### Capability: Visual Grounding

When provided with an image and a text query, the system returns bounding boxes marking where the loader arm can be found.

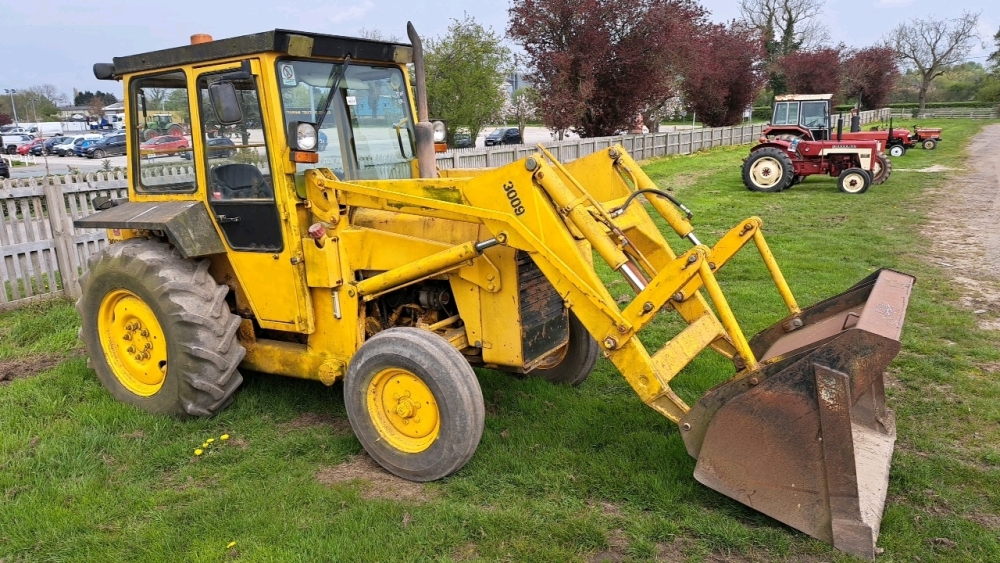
[304,143,914,559]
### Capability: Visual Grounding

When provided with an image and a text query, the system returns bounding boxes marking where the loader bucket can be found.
[680,269,914,560]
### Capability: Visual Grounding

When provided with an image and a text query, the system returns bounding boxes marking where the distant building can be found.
[505,72,534,101]
[57,106,91,120]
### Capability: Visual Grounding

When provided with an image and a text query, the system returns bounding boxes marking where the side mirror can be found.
[208,82,244,125]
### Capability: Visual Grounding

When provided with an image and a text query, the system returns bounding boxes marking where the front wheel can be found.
[888,145,906,158]
[837,168,871,194]
[77,240,245,417]
[344,328,485,482]
[742,147,794,192]
[922,139,937,150]
[870,153,891,185]
[93,149,106,159]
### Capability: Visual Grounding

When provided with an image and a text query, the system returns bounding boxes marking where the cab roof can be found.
[96,29,413,79]
[774,94,833,102]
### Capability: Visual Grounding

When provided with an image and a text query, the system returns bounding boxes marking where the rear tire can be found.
[77,240,244,417]
[742,148,794,192]
[871,153,891,185]
[531,313,599,386]
[922,139,937,150]
[93,149,106,159]
[837,168,871,194]
[888,145,906,158]
[344,328,485,482]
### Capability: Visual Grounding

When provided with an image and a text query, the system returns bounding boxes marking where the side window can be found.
[131,71,195,193]
[198,74,273,201]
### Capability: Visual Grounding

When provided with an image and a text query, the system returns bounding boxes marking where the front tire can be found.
[888,145,906,158]
[77,240,244,417]
[922,139,937,150]
[93,149,106,159]
[344,328,485,482]
[742,148,794,192]
[531,314,599,386]
[871,153,892,185]
[837,168,871,194]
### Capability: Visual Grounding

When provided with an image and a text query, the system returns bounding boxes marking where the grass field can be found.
[2,120,999,562]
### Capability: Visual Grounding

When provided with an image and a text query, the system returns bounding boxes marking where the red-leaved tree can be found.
[776,48,842,99]
[509,0,706,137]
[840,46,900,109]
[680,22,767,127]
[0,114,12,127]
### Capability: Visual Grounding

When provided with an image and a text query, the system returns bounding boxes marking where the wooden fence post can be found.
[42,179,81,299]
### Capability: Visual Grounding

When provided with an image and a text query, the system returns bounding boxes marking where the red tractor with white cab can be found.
[742,94,891,194]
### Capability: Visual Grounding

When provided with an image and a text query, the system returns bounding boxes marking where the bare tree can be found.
[739,0,828,57]
[357,27,402,42]
[888,11,982,112]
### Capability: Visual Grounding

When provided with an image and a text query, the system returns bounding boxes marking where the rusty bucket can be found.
[680,269,914,559]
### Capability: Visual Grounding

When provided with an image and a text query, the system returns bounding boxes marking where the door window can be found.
[801,101,828,129]
[131,70,195,193]
[198,70,282,252]
[772,102,799,126]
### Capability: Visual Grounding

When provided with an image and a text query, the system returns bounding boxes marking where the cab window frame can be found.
[129,68,197,194]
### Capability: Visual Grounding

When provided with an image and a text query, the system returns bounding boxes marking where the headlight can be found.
[432,120,446,143]
[290,121,318,151]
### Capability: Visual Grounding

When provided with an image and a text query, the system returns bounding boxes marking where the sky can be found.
[0,0,995,105]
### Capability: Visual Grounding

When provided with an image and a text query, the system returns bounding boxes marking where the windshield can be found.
[277,60,415,182]
[801,101,827,129]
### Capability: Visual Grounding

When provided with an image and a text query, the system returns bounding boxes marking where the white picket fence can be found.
[0,107,892,312]
[887,108,998,120]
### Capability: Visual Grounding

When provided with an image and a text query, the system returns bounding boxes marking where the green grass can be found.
[2,119,999,562]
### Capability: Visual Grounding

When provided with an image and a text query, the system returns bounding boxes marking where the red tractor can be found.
[742,135,885,194]
[868,122,942,154]
[763,94,909,158]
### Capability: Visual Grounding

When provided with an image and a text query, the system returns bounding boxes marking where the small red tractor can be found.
[869,123,942,154]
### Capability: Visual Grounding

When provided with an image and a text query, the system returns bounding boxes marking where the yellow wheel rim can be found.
[366,368,440,453]
[98,289,168,397]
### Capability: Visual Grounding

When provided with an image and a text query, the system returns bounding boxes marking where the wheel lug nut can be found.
[134,354,143,361]
[126,346,136,354]
[143,343,152,351]
[140,329,149,337]
[122,333,131,341]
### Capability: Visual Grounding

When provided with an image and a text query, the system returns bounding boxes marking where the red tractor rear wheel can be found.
[742,147,794,192]
[871,153,892,185]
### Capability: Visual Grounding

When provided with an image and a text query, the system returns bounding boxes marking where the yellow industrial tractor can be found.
[76,24,914,559]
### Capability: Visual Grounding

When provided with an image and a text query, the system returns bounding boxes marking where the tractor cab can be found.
[767,94,833,140]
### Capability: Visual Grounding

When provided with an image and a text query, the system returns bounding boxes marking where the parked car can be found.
[0,126,30,135]
[452,131,474,149]
[76,138,105,157]
[0,158,9,179]
[31,136,69,156]
[140,135,189,158]
[484,127,522,146]
[17,138,44,155]
[181,137,236,160]
[54,134,102,156]
[85,134,127,158]
[2,134,35,154]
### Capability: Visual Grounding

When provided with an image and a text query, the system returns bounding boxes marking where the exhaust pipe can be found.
[837,114,843,141]
[406,22,437,179]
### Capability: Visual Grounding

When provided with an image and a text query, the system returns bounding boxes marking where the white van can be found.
[52,134,103,157]
[1,134,35,154]
[28,123,65,137]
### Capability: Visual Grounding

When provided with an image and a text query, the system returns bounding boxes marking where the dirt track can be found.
[924,123,1000,329]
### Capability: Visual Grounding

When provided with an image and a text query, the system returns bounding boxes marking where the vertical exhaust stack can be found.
[407,22,437,179]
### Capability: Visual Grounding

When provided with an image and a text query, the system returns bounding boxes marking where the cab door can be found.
[193,60,312,333]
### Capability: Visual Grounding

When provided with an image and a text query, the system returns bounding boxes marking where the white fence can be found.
[887,108,998,120]
[0,108,891,312]
[437,108,890,168]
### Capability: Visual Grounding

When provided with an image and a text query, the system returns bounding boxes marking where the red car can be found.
[17,138,44,156]
[139,135,189,158]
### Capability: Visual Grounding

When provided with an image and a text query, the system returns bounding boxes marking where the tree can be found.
[888,11,982,112]
[776,48,842,98]
[840,46,899,109]
[739,0,828,94]
[0,114,11,127]
[509,0,706,137]
[425,15,512,144]
[74,90,118,107]
[504,87,538,139]
[680,22,768,127]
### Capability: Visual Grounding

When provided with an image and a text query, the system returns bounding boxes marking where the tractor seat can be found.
[210,163,273,199]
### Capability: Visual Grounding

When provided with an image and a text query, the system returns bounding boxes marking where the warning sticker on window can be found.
[279,64,296,86]
[346,95,357,106]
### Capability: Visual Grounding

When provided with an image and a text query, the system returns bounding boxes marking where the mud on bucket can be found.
[680,269,914,560]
